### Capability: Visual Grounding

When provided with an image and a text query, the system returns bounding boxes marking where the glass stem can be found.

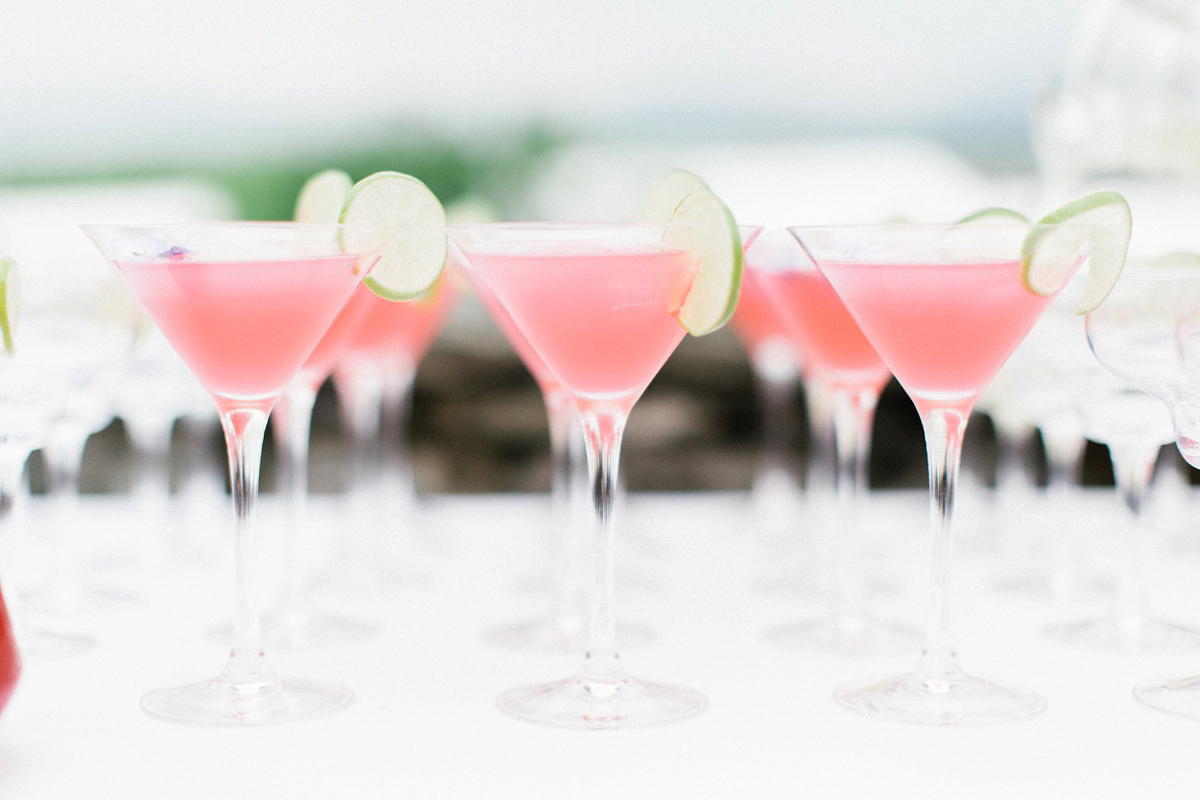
[578,409,626,683]
[44,423,90,613]
[275,382,318,618]
[916,407,968,679]
[759,371,796,485]
[544,390,577,624]
[830,383,879,627]
[0,445,30,630]
[1108,441,1159,634]
[218,407,275,687]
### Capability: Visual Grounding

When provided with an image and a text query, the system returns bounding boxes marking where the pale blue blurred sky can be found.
[0,0,1086,172]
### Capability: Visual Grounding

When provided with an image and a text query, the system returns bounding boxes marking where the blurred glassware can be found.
[326,270,461,593]
[729,249,804,516]
[750,230,915,655]
[1085,265,1200,666]
[17,260,141,619]
[256,281,378,650]
[0,356,92,658]
[1036,0,1200,257]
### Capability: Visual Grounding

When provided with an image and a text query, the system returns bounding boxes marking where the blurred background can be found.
[2,0,1193,494]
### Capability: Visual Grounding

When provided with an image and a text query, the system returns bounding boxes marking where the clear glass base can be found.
[209,611,377,651]
[835,671,1046,725]
[767,616,921,656]
[484,617,654,654]
[141,675,353,726]
[497,673,706,729]
[1044,616,1200,653]
[1134,675,1200,719]
[14,625,95,660]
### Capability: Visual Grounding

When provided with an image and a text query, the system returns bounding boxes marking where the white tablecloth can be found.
[3,489,1200,798]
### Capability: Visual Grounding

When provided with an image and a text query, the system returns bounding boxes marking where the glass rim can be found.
[447,221,763,232]
[79,220,424,234]
[787,221,1058,234]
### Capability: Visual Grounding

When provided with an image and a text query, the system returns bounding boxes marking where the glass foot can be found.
[836,671,1046,725]
[497,673,706,729]
[15,625,95,660]
[767,616,921,656]
[141,675,353,726]
[1135,675,1200,719]
[1044,616,1200,653]
[484,617,654,654]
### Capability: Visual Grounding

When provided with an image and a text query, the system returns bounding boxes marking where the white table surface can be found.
[3,488,1200,799]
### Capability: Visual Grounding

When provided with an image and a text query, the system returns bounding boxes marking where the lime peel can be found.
[639,169,711,224]
[338,171,447,302]
[957,207,1030,224]
[664,190,743,336]
[294,169,353,224]
[1019,190,1132,313]
[0,256,15,355]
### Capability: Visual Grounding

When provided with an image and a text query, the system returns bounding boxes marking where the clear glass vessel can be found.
[790,220,1101,725]
[83,221,419,725]
[450,221,760,729]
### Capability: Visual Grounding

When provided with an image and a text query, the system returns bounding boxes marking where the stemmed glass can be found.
[790,220,1097,724]
[748,230,914,654]
[0,356,92,658]
[1085,264,1200,714]
[450,221,760,728]
[83,221,401,725]
[327,272,460,588]
[728,248,803,522]
[469,260,596,652]
[1053,346,1197,651]
[260,282,377,648]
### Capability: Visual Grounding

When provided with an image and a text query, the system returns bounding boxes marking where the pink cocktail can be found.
[818,259,1054,416]
[84,222,399,726]
[748,233,901,656]
[461,244,690,414]
[791,221,1090,725]
[116,254,361,410]
[451,222,760,729]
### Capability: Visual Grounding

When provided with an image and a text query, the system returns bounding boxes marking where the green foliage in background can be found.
[0,123,563,220]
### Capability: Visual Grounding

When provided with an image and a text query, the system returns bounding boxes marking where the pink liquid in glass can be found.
[757,267,890,390]
[817,259,1055,416]
[470,271,560,395]
[463,244,693,412]
[296,282,378,388]
[340,274,459,373]
[116,254,361,408]
[730,269,792,356]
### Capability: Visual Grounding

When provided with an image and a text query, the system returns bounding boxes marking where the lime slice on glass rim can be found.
[663,190,743,336]
[639,169,711,224]
[338,171,447,301]
[957,207,1030,224]
[1020,190,1132,313]
[294,169,353,224]
[0,256,17,355]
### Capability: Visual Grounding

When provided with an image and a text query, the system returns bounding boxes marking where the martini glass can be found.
[1085,266,1200,715]
[328,272,459,588]
[450,221,760,729]
[259,281,377,648]
[791,220,1095,725]
[728,246,804,514]
[748,230,915,655]
[470,261,594,652]
[82,221,392,725]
